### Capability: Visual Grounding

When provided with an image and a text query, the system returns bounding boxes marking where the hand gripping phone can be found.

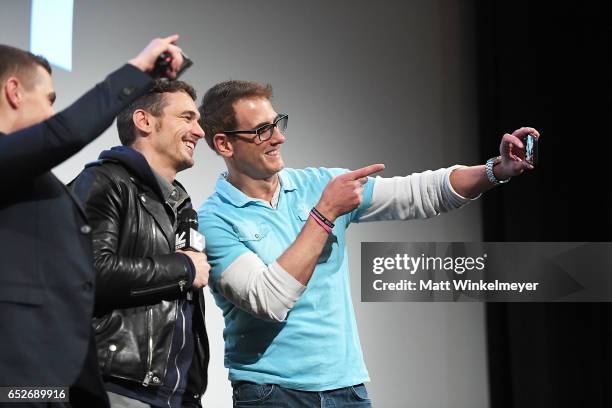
[152,51,193,80]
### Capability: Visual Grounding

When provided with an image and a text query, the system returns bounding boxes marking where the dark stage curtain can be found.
[476,1,612,407]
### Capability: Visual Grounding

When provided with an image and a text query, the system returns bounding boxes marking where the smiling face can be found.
[225,97,286,180]
[149,91,204,173]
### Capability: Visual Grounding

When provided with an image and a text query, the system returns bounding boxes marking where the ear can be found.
[3,77,22,109]
[132,109,154,136]
[214,133,234,158]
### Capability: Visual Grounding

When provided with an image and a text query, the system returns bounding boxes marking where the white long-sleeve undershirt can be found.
[216,165,478,321]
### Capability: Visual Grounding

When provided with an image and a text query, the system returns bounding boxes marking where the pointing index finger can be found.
[346,164,385,180]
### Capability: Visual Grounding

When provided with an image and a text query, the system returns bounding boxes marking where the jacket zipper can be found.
[142,307,155,387]
[167,303,187,407]
[143,204,189,394]
[131,280,187,297]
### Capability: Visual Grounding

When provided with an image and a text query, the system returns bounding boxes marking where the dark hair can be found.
[116,80,197,146]
[199,80,273,151]
[0,44,52,89]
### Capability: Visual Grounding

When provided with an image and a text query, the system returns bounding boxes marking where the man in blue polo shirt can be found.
[197,80,539,407]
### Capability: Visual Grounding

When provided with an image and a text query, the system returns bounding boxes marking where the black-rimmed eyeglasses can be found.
[223,114,288,143]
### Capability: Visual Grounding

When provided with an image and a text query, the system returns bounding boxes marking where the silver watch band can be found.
[485,156,510,185]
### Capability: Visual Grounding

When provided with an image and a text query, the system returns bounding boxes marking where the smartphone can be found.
[175,52,193,78]
[153,51,193,80]
[525,133,538,166]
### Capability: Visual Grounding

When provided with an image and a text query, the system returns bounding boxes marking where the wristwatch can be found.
[485,156,510,185]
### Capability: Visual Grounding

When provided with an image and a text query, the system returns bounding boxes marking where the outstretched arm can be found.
[0,35,183,185]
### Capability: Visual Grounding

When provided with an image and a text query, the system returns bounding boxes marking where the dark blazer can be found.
[0,64,152,389]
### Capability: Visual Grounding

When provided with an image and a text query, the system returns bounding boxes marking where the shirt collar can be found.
[152,169,188,209]
[215,169,296,208]
[278,170,296,192]
[152,170,175,198]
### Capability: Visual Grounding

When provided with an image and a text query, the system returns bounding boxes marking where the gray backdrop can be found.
[1,1,488,406]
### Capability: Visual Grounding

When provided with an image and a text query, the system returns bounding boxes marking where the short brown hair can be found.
[199,80,273,151]
[0,44,52,89]
[116,80,197,146]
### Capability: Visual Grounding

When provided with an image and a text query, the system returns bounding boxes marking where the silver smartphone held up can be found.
[525,133,538,166]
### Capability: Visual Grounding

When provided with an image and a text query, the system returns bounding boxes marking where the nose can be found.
[193,121,205,139]
[270,126,286,144]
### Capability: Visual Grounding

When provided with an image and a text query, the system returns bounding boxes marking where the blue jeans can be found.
[232,381,372,407]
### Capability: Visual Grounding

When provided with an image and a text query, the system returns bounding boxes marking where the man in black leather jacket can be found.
[70,80,210,408]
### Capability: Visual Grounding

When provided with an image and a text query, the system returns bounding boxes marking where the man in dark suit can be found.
[0,35,185,407]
